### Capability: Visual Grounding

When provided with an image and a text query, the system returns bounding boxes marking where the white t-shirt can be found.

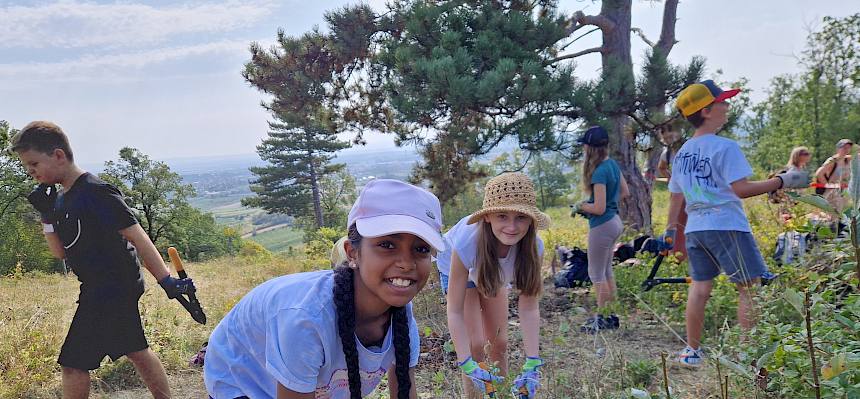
[436,215,544,285]
[668,134,753,233]
[204,270,420,399]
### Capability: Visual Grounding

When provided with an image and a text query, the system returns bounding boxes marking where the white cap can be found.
[347,179,446,251]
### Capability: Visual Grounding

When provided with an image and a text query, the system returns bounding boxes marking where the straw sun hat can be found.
[466,172,551,230]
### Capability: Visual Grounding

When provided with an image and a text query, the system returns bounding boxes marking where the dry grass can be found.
[1,190,793,398]
[1,259,732,399]
[0,255,301,399]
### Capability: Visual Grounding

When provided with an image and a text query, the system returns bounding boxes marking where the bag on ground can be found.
[554,246,591,288]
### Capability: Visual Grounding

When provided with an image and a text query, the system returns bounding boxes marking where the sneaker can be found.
[761,271,778,286]
[581,314,612,334]
[606,314,620,330]
[675,346,705,368]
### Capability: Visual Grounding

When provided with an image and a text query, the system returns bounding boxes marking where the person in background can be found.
[657,120,685,179]
[770,146,812,220]
[665,80,809,368]
[570,126,629,333]
[815,139,852,232]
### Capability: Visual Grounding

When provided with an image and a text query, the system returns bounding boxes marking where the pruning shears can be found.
[641,237,691,292]
[168,247,207,324]
[478,362,497,398]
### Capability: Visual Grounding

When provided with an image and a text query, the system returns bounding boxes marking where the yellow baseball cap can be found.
[676,80,741,117]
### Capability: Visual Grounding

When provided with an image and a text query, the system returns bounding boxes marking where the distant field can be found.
[247,226,304,254]
[189,194,250,212]
[191,198,265,234]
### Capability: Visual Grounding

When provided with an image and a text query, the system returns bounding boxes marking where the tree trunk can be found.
[599,0,651,230]
[536,153,547,209]
[307,149,324,229]
[644,136,663,186]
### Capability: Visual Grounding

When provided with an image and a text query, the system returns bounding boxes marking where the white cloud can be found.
[0,0,275,49]
[0,39,251,82]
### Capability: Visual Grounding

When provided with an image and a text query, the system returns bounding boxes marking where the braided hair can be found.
[332,224,412,399]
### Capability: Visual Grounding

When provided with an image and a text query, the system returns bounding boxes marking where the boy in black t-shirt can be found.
[11,121,195,399]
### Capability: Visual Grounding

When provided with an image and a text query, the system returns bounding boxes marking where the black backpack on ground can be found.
[554,246,591,288]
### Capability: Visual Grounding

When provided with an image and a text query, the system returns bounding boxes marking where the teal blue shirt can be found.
[587,159,621,228]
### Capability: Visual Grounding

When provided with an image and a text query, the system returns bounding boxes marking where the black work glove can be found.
[158,275,196,299]
[27,184,58,223]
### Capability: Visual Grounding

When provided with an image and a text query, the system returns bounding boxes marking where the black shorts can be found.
[58,292,148,370]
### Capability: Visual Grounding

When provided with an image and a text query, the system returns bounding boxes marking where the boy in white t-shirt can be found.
[664,80,809,367]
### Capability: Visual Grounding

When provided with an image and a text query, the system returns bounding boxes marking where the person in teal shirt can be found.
[570,126,629,333]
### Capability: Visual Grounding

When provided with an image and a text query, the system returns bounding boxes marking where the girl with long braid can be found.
[438,172,549,398]
[204,179,445,399]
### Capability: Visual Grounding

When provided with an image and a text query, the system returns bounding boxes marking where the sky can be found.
[0,0,856,166]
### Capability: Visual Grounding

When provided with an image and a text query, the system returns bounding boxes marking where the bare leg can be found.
[62,367,90,399]
[685,280,714,349]
[126,348,171,399]
[736,279,760,330]
[462,289,486,399]
[594,280,616,309]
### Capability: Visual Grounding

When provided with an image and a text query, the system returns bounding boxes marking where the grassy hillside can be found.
[247,226,304,254]
[1,189,857,398]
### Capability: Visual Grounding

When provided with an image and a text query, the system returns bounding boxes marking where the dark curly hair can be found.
[332,224,412,398]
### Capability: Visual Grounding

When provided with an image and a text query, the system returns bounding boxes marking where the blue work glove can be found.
[158,275,196,299]
[458,356,503,391]
[661,229,676,252]
[27,184,58,223]
[512,356,543,398]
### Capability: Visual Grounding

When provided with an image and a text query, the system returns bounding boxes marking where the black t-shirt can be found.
[53,173,144,302]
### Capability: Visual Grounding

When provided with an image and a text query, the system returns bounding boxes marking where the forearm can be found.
[133,237,171,281]
[44,232,65,259]
[388,368,417,399]
[446,308,473,362]
[518,295,540,357]
[579,202,605,216]
[667,193,685,229]
[732,178,782,199]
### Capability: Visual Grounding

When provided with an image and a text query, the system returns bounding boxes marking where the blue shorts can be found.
[685,230,767,283]
[438,271,476,295]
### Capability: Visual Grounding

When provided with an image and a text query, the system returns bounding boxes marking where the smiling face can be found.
[349,233,432,309]
[17,149,66,185]
[484,211,533,247]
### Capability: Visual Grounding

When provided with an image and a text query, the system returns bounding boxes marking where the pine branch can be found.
[631,27,655,47]
[545,46,605,64]
[564,10,615,36]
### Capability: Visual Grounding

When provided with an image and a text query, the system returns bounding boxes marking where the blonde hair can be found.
[786,146,809,169]
[474,218,542,297]
[330,236,349,268]
[582,145,609,194]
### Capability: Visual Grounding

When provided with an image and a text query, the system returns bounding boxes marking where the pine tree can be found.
[242,115,348,229]
[242,24,357,229]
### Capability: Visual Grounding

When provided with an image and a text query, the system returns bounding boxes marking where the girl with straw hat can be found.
[437,172,549,398]
[570,126,630,333]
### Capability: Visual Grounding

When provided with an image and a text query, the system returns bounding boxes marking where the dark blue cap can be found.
[577,126,609,147]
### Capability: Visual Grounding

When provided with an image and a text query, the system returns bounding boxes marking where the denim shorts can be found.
[438,271,477,295]
[685,230,767,283]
